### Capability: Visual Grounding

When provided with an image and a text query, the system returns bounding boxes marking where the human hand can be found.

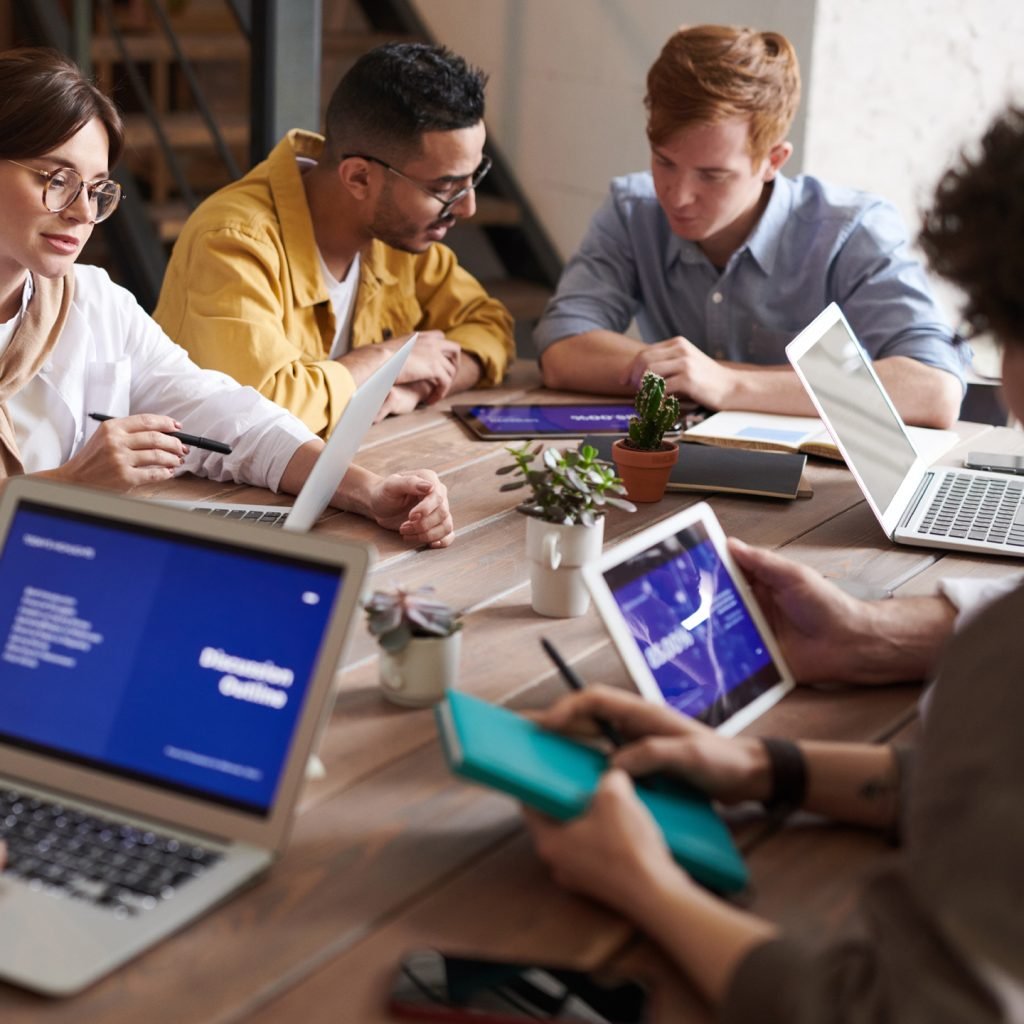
[533,686,770,803]
[368,469,454,547]
[393,330,461,402]
[523,769,687,917]
[623,337,736,408]
[727,537,877,684]
[48,414,187,491]
[374,381,433,422]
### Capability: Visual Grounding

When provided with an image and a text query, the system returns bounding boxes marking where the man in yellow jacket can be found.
[155,43,514,437]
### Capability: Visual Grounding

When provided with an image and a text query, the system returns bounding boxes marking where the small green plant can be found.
[496,443,636,527]
[626,371,680,450]
[364,585,462,653]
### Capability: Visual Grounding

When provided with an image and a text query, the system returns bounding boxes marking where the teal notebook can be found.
[435,690,748,894]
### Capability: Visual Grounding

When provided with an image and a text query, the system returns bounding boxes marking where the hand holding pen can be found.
[50,413,222,491]
[89,413,233,455]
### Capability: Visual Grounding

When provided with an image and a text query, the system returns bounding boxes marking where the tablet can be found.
[584,503,794,735]
[452,403,638,439]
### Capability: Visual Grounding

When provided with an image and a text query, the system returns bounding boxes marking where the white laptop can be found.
[584,503,795,735]
[787,303,1024,557]
[170,335,414,531]
[0,476,372,995]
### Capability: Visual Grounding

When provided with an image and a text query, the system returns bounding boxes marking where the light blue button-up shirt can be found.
[533,172,967,386]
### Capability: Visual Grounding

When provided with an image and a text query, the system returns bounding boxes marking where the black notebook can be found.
[581,435,810,500]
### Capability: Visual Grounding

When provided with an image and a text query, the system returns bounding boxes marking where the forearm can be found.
[714,364,818,415]
[849,594,957,683]
[873,357,962,427]
[448,350,483,394]
[278,440,379,516]
[797,742,902,828]
[539,331,646,393]
[632,869,778,1007]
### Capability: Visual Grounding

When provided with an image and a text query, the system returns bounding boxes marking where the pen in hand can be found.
[540,636,682,795]
[88,413,233,456]
[540,637,625,747]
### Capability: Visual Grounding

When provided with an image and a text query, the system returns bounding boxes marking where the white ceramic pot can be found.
[379,631,462,708]
[525,516,605,618]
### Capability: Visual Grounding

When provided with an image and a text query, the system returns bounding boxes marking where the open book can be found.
[683,411,959,464]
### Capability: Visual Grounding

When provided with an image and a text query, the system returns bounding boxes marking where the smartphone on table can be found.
[964,451,1024,475]
[388,948,650,1023]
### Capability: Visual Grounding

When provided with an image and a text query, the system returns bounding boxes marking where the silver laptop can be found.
[0,477,372,995]
[171,335,414,531]
[787,303,1024,557]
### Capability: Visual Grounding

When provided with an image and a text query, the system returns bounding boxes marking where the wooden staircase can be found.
[47,0,559,349]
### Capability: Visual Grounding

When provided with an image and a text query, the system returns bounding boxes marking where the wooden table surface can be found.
[4,362,1022,1023]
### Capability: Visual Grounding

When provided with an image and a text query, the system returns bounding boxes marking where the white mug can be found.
[525,516,604,617]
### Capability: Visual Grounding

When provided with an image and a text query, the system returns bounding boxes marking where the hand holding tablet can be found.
[583,503,794,734]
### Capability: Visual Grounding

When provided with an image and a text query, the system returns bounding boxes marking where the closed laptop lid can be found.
[0,478,371,851]
[785,303,928,536]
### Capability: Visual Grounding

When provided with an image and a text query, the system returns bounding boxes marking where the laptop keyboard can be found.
[918,472,1024,546]
[188,506,287,527]
[0,789,222,917]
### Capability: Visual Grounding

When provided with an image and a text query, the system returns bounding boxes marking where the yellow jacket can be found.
[154,130,514,436]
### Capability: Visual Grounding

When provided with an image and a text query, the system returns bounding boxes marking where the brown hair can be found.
[919,106,1024,347]
[0,47,124,165]
[645,25,800,163]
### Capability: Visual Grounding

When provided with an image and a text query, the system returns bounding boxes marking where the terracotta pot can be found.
[611,439,679,502]
[379,631,462,707]
[525,516,604,617]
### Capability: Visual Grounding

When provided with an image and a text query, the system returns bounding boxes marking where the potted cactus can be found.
[612,371,681,502]
[497,444,635,616]
[364,585,462,707]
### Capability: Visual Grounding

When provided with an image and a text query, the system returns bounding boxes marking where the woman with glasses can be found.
[0,48,454,548]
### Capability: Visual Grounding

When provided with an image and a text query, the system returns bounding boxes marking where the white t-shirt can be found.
[319,249,361,359]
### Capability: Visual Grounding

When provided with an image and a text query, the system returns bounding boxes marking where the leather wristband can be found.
[760,737,807,812]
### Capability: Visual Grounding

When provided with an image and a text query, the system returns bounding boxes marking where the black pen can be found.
[88,413,233,456]
[540,637,625,747]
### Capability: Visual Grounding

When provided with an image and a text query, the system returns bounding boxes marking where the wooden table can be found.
[4,363,1022,1022]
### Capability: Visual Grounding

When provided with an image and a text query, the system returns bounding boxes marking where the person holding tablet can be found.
[0,48,453,549]
[534,25,965,429]
[524,106,1024,1022]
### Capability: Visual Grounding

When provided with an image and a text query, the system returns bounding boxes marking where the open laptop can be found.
[584,503,795,735]
[169,335,414,531]
[0,477,371,995]
[787,303,1024,557]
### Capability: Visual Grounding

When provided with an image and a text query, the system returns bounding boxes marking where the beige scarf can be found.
[0,272,75,478]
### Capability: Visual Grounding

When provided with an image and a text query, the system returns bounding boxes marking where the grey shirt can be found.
[721,582,1024,1023]
[533,172,966,387]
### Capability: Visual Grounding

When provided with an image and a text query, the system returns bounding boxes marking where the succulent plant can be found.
[364,585,462,653]
[626,371,681,451]
[496,443,636,527]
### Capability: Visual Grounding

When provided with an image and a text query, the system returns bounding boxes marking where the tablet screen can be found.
[599,518,783,728]
[454,404,637,438]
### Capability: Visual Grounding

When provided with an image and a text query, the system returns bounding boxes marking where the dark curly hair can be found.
[323,42,487,164]
[919,106,1024,346]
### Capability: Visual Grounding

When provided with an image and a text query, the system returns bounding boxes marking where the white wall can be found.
[413,1,816,259]
[804,0,1024,338]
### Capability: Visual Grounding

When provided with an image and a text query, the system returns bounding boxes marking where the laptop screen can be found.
[0,501,344,817]
[790,317,918,511]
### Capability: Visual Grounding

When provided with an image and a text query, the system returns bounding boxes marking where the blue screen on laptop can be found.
[603,522,781,726]
[0,503,343,816]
